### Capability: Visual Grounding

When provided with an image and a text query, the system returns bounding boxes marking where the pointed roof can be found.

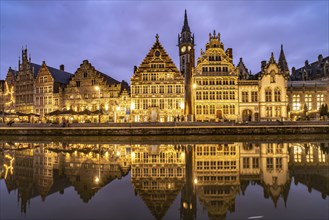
[135,34,180,74]
[38,62,73,84]
[182,10,190,33]
[278,44,289,73]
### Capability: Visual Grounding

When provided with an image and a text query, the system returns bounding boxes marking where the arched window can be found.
[265,88,272,102]
[316,94,324,110]
[292,95,301,110]
[274,88,281,102]
[305,94,312,110]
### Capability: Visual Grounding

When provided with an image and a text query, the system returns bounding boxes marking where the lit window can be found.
[305,94,312,110]
[316,94,324,110]
[292,95,301,110]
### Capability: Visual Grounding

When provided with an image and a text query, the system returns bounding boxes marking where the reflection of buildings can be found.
[1,141,328,217]
[0,143,131,213]
[260,143,291,207]
[131,144,185,219]
[194,144,240,219]
[288,142,329,199]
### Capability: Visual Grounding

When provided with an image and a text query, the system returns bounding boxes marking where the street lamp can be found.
[95,86,101,123]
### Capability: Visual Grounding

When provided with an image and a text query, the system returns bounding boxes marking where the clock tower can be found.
[178,10,195,119]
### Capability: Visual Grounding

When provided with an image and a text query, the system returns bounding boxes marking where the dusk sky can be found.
[1,1,328,83]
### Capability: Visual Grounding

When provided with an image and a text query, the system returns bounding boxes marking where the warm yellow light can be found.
[95,86,100,91]
[180,102,184,109]
[95,177,99,183]
[116,106,120,111]
[194,178,198,185]
[193,83,197,89]
[130,102,135,110]
[181,152,185,159]
[116,151,121,156]
[105,104,109,111]
[131,152,135,159]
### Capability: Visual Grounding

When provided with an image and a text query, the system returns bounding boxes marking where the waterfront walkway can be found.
[0,121,328,136]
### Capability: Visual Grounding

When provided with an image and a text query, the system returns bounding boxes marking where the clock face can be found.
[155,50,160,57]
[181,46,186,53]
[188,46,191,51]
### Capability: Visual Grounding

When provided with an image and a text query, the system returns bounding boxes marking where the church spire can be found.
[278,44,289,73]
[182,9,190,32]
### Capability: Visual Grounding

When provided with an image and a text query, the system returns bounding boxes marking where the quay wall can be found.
[0,123,329,136]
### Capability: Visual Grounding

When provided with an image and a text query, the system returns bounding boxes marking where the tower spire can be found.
[278,44,289,73]
[182,9,190,32]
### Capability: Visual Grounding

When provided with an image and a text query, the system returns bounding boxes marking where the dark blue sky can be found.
[1,1,328,83]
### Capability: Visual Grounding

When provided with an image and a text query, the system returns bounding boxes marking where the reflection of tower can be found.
[180,145,196,220]
[178,10,195,118]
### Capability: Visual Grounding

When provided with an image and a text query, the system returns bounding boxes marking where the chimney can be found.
[261,60,266,71]
[60,64,64,71]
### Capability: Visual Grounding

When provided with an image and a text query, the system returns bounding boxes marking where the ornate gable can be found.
[132,34,181,79]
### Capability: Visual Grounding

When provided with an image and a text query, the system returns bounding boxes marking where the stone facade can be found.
[130,35,184,122]
[34,61,72,117]
[287,54,329,120]
[193,31,238,122]
[64,60,129,123]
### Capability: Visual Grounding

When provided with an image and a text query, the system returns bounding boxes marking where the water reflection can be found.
[0,141,328,219]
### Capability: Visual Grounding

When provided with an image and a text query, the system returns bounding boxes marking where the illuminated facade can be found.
[64,60,130,123]
[130,35,184,122]
[287,55,329,120]
[34,61,72,117]
[14,49,36,114]
[258,52,289,121]
[193,31,238,122]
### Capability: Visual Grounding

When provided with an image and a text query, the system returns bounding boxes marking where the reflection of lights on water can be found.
[95,177,99,183]
[294,145,303,154]
[4,155,14,179]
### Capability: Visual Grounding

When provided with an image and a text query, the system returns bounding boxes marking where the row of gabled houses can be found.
[1,11,329,123]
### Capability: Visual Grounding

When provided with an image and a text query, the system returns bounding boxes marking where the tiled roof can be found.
[32,63,72,84]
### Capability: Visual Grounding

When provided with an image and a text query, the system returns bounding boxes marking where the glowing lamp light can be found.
[95,86,100,91]
[180,102,184,109]
[131,102,135,110]
[105,104,109,111]
[116,151,121,156]
[95,177,99,183]
[193,83,197,89]
[194,178,198,185]
[131,152,136,159]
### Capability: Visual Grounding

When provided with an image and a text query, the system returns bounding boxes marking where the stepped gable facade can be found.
[193,30,238,122]
[130,34,184,122]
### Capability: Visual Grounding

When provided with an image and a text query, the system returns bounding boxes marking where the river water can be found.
[1,135,328,219]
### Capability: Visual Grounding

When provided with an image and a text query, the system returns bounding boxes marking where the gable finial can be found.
[155,33,159,42]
